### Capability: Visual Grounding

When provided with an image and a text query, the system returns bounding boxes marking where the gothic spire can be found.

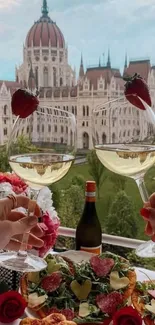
[107,49,111,68]
[80,53,83,67]
[42,0,49,17]
[99,57,101,67]
[79,53,84,78]
[124,52,128,68]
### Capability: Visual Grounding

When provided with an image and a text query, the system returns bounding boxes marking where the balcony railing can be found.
[58,227,145,249]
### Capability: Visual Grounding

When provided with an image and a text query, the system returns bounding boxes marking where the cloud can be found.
[0,0,155,80]
[0,0,21,10]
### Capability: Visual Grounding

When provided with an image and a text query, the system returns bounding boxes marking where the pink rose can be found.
[38,212,60,257]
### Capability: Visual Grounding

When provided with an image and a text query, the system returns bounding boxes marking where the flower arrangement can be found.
[0,172,60,256]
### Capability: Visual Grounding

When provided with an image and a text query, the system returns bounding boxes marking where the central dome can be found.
[25,0,65,48]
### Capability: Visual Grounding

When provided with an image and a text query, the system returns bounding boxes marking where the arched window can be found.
[83,106,85,117]
[4,105,7,115]
[83,132,89,149]
[112,132,116,142]
[86,106,89,116]
[43,67,48,87]
[35,67,38,89]
[102,133,107,144]
[60,77,63,86]
[53,67,56,87]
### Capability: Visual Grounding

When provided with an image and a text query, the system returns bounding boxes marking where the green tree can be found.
[87,149,106,199]
[107,172,127,191]
[58,184,84,249]
[48,184,61,211]
[70,175,85,191]
[105,191,138,239]
[12,135,37,154]
[0,136,37,173]
[0,146,10,172]
[58,184,84,227]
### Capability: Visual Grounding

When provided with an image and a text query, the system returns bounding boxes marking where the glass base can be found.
[0,251,47,272]
[136,240,155,258]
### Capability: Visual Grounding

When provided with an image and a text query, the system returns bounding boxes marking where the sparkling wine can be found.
[9,153,74,187]
[95,144,155,179]
[76,181,102,255]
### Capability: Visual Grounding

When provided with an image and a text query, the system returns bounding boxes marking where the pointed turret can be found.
[107,49,111,68]
[123,53,128,77]
[99,57,101,67]
[79,53,84,78]
[28,60,36,91]
[124,53,128,68]
[42,0,49,17]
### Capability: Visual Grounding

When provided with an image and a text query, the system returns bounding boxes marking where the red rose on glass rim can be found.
[0,291,27,323]
[113,306,142,325]
[11,89,39,118]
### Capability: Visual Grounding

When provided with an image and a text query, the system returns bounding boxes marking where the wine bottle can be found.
[75,180,102,255]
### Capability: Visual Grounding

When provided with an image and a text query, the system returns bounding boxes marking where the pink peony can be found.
[38,212,60,257]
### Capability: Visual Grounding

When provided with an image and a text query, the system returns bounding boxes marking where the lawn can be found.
[57,162,155,240]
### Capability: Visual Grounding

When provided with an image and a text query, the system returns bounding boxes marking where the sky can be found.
[0,0,155,80]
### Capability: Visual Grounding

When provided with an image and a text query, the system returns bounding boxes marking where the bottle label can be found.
[80,245,102,255]
[85,192,95,197]
[85,191,96,202]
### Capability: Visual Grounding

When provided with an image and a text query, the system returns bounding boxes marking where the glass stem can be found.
[18,189,40,258]
[135,177,149,203]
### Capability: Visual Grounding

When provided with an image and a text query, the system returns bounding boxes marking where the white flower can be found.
[0,182,15,197]
[37,187,58,220]
[37,187,53,212]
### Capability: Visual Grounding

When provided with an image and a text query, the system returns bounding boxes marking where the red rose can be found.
[0,291,27,323]
[113,306,142,325]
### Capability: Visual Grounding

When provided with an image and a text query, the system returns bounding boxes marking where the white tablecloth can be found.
[135,266,155,281]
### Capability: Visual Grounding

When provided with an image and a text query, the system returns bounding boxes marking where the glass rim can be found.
[92,96,129,113]
[93,95,152,114]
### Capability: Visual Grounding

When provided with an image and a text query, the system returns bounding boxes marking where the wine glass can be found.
[0,107,76,272]
[92,96,155,257]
